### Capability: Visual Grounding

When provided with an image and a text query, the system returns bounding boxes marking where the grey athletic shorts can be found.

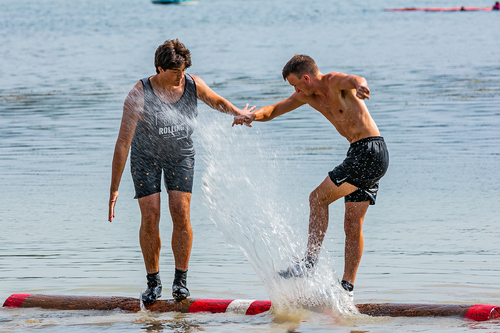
[131,155,195,199]
[328,136,389,205]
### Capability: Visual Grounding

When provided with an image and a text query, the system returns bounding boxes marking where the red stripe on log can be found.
[246,300,271,315]
[3,294,32,308]
[464,304,500,321]
[188,299,233,313]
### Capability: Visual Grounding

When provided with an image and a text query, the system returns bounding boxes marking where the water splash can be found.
[139,292,147,312]
[198,112,357,316]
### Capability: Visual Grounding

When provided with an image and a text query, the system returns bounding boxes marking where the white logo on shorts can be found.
[337,177,348,183]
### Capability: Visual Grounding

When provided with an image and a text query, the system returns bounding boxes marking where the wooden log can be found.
[3,294,269,315]
[3,294,499,321]
[356,303,500,321]
[357,303,471,317]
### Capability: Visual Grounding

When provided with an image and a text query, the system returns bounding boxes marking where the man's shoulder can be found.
[125,81,145,106]
[189,74,208,91]
[324,72,352,92]
[130,80,144,94]
[325,72,346,83]
[188,74,202,84]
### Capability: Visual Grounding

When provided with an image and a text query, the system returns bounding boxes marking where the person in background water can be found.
[109,39,254,304]
[233,55,389,299]
[493,1,500,10]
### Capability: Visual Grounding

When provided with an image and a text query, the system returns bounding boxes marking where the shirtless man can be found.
[232,54,389,296]
[109,39,253,304]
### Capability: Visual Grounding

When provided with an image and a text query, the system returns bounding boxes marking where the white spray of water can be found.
[197,112,358,316]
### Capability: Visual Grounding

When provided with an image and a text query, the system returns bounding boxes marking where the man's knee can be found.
[344,201,369,233]
[309,188,329,208]
[171,211,190,228]
[344,218,362,236]
[141,209,160,228]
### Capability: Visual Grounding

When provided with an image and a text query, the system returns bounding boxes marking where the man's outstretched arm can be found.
[232,94,305,127]
[191,75,255,116]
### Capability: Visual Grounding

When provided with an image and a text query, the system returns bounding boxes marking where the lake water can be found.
[1,0,499,331]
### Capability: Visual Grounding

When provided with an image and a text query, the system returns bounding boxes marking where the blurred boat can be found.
[152,0,198,4]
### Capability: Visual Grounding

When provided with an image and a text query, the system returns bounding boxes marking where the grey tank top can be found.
[131,74,198,159]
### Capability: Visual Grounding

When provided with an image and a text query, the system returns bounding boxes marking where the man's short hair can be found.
[282,54,319,81]
[154,39,192,74]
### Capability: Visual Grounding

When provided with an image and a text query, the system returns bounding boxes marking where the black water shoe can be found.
[278,257,316,278]
[341,280,354,292]
[172,269,190,301]
[141,272,162,305]
[341,280,354,300]
[172,280,190,301]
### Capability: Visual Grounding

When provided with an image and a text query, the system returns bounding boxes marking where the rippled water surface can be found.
[1,0,500,331]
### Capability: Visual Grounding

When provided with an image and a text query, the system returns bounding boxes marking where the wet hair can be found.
[282,54,319,81]
[154,39,192,74]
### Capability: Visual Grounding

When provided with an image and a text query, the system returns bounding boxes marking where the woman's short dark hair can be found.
[154,39,192,74]
[282,54,319,80]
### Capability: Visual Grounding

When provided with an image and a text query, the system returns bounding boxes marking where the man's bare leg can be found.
[138,193,163,304]
[342,201,369,285]
[168,190,192,300]
[306,177,358,260]
[168,190,193,271]
[138,193,162,274]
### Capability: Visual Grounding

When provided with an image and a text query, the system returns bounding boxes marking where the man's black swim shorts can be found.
[328,136,389,205]
[131,155,195,199]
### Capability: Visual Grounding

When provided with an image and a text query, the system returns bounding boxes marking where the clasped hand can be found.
[232,103,256,127]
